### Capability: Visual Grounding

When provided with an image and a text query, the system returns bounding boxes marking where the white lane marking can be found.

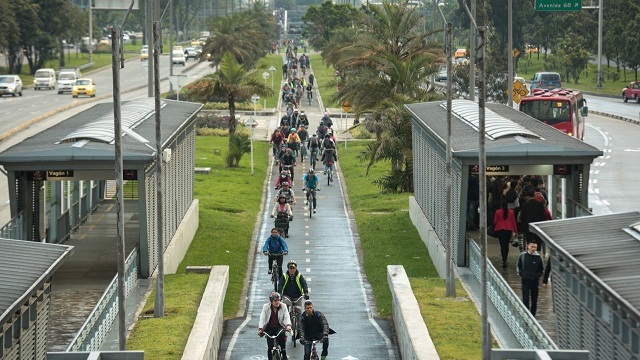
[599,162,606,167]
[586,122,609,147]
[306,268,310,273]
[594,189,599,194]
[624,149,640,152]
[603,200,610,206]
[305,249,309,254]
[592,179,598,184]
[594,170,600,174]
[605,156,611,159]
[306,258,310,263]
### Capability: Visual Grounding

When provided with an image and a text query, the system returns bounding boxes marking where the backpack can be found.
[309,137,319,148]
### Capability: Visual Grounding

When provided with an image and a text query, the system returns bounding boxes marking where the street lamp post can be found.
[251,94,260,117]
[262,72,269,109]
[437,2,455,299]
[269,66,276,89]
[246,117,257,174]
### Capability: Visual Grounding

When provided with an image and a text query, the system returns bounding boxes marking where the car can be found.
[99,37,110,45]
[140,48,149,61]
[33,68,56,90]
[454,48,468,59]
[436,66,447,82]
[0,75,23,97]
[172,50,186,66]
[122,33,130,42]
[184,47,198,59]
[622,81,640,103]
[72,78,96,98]
[529,71,561,90]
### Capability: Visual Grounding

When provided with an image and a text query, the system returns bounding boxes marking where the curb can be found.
[590,110,640,126]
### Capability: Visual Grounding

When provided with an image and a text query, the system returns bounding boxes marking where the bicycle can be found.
[274,211,290,239]
[260,328,288,360]
[309,149,318,170]
[282,295,305,347]
[302,339,321,360]
[307,90,313,105]
[304,188,319,218]
[326,163,334,186]
[267,252,285,292]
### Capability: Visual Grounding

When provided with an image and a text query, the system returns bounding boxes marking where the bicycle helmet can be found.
[308,168,314,174]
[278,194,287,201]
[269,292,281,301]
[323,112,329,117]
[287,260,298,268]
[294,108,299,112]
[291,128,297,132]
[280,171,288,177]
[281,181,289,187]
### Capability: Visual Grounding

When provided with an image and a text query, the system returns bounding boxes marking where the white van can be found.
[57,69,80,94]
[33,68,56,90]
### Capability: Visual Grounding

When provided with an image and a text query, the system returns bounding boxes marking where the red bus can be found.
[519,88,588,141]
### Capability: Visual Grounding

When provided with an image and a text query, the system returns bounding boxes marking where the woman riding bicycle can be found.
[258,292,292,360]
[271,195,293,238]
[303,169,320,213]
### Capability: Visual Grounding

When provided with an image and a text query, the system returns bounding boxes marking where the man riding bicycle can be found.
[303,169,320,213]
[279,260,309,338]
[300,300,331,360]
[287,128,301,158]
[280,149,297,181]
[308,134,320,165]
[321,144,337,180]
[297,126,309,163]
[262,228,289,276]
[274,182,296,206]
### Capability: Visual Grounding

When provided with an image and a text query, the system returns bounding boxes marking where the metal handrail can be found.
[66,247,139,352]
[0,210,26,240]
[468,240,557,350]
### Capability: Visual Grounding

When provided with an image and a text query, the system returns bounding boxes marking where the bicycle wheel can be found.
[291,313,297,347]
[272,348,282,360]
[271,265,278,292]
[327,170,331,186]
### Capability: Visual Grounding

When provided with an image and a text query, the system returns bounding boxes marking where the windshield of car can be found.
[35,70,51,78]
[59,73,76,80]
[76,80,90,85]
[0,76,14,83]
[520,99,571,125]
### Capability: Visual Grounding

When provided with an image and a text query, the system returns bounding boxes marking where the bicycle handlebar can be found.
[260,328,290,339]
[265,252,286,256]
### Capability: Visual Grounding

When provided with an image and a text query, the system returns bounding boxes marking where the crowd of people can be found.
[258,47,334,360]
[468,174,553,317]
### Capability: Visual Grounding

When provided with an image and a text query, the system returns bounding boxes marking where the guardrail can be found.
[0,210,27,240]
[468,239,557,350]
[564,198,593,217]
[66,247,140,352]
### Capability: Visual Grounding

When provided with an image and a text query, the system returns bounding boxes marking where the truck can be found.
[622,81,640,103]
[56,67,81,94]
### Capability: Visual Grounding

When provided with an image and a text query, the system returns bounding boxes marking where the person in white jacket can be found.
[258,292,292,360]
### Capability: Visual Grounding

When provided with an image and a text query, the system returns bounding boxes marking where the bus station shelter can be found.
[0,98,202,278]
[406,99,602,268]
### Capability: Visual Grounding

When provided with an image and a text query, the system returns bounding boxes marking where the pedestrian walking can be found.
[493,200,518,269]
[517,241,545,316]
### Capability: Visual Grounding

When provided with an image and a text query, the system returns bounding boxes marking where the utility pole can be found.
[445,22,455,297]
[596,0,603,88]
[469,0,476,101]
[507,0,513,107]
[169,0,174,94]
[147,0,155,97]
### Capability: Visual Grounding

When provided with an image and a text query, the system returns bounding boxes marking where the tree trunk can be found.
[228,97,237,135]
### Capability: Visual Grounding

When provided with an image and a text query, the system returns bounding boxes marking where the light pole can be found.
[269,66,276,89]
[246,117,257,174]
[262,72,269,109]
[251,94,260,117]
[507,0,513,107]
[437,1,455,298]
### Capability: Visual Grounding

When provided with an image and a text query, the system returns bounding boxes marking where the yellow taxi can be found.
[140,48,149,61]
[72,78,96,98]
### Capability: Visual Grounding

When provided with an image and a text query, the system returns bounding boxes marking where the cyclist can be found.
[271,195,293,238]
[322,129,335,150]
[279,260,309,334]
[298,111,309,128]
[308,73,315,87]
[303,169,320,213]
[276,144,288,166]
[297,125,309,163]
[258,292,292,360]
[316,121,327,140]
[308,134,320,165]
[300,300,331,360]
[275,170,293,190]
[291,109,300,128]
[306,83,313,103]
[280,149,297,181]
[321,112,333,128]
[262,228,289,276]
[270,129,286,158]
[321,144,337,179]
[287,128,301,158]
[274,182,296,206]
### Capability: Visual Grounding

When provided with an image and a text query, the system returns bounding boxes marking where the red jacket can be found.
[494,208,518,233]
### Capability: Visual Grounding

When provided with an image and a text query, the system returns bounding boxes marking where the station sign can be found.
[28,170,138,181]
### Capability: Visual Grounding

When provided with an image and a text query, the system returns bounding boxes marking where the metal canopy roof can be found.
[406,100,602,164]
[0,99,202,170]
[530,212,640,320]
[0,238,73,327]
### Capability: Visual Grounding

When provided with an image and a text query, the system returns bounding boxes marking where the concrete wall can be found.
[164,199,199,275]
[409,196,447,278]
[387,265,440,360]
[181,266,229,360]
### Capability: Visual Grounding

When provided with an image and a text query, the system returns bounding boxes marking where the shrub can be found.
[225,133,251,167]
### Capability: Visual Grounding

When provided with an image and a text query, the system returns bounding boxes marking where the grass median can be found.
[127,136,269,359]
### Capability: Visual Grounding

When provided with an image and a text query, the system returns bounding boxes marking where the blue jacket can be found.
[262,235,289,254]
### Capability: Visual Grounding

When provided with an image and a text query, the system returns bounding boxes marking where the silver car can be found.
[0,75,23,97]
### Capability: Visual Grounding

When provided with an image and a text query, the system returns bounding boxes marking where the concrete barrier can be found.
[164,199,200,274]
[408,196,447,278]
[181,266,229,360]
[388,265,440,360]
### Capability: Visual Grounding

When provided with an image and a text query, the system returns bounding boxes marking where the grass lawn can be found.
[309,54,339,108]
[250,54,284,109]
[127,136,269,359]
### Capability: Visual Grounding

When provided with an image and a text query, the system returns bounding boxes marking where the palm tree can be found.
[189,51,273,166]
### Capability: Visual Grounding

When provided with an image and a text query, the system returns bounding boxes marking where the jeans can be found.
[305,188,317,209]
[309,148,319,164]
[521,279,540,316]
[324,162,335,175]
[303,332,328,360]
[300,143,308,161]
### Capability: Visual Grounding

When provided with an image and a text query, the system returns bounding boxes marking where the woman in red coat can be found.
[494,200,518,269]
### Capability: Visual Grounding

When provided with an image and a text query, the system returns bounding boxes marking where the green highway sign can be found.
[535,0,582,11]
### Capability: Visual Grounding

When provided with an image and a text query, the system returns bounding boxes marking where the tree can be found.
[188,51,273,167]
[302,1,358,50]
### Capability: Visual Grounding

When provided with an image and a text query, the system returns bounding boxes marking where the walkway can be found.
[219,59,400,359]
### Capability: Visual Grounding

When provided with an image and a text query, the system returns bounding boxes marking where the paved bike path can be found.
[220,82,399,358]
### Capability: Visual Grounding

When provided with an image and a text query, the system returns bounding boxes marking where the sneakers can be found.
[323,171,326,175]
[268,269,272,274]
[321,356,326,360]
[304,200,308,205]
[313,209,316,213]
